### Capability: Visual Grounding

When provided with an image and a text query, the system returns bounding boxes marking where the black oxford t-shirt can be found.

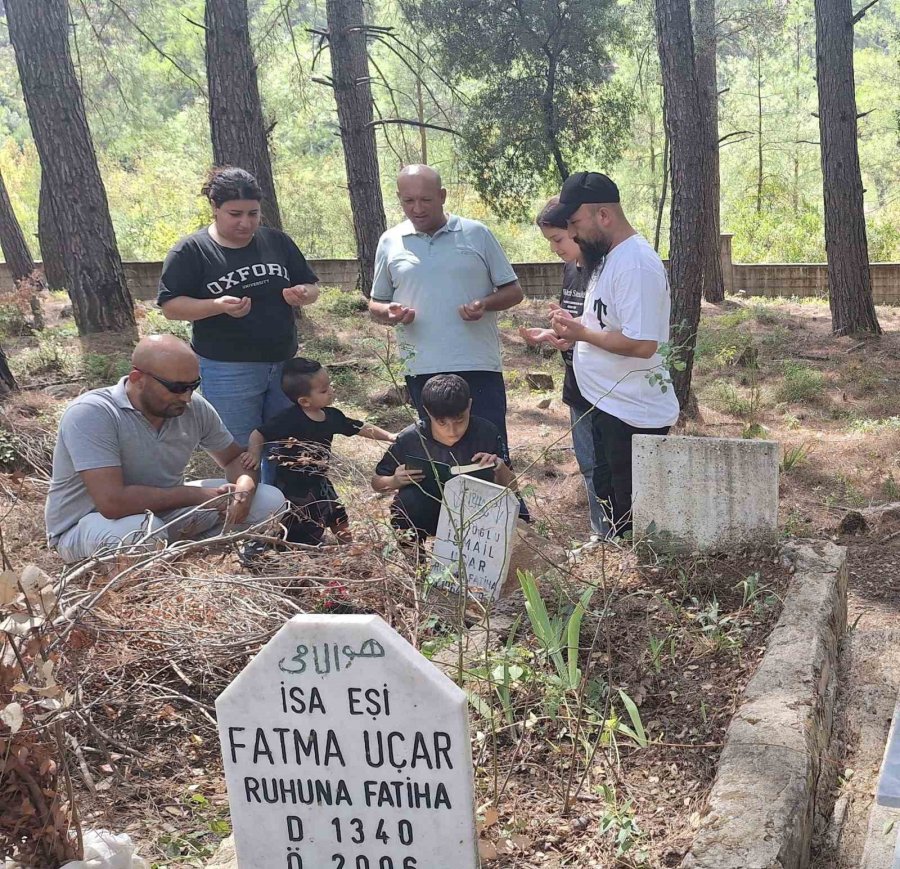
[157,226,318,363]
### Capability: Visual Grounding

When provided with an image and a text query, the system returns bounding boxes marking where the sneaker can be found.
[237,539,270,569]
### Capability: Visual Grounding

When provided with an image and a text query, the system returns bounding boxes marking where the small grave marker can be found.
[216,614,478,869]
[428,475,519,602]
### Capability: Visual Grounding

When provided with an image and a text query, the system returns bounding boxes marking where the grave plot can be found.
[0,524,794,868]
[7,297,895,866]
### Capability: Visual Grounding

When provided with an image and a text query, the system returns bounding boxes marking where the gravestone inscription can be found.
[428,475,519,602]
[216,614,478,869]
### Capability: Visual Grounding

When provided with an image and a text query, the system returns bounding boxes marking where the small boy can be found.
[372,374,515,543]
[242,358,395,544]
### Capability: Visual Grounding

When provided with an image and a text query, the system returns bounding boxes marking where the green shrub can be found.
[318,286,368,318]
[11,335,74,380]
[82,353,131,389]
[143,308,191,342]
[0,304,27,339]
[775,362,826,404]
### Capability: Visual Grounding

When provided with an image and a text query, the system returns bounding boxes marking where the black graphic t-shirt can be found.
[375,416,504,535]
[258,406,363,499]
[558,261,590,410]
[157,226,318,363]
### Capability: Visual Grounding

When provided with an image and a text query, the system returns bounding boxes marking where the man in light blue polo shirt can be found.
[368,164,524,455]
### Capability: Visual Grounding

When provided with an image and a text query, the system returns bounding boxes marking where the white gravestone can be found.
[216,614,479,869]
[428,475,519,602]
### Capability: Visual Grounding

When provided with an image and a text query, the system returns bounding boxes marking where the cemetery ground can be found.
[1,289,900,868]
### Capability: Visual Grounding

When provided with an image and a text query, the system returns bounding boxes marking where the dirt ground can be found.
[2,291,899,867]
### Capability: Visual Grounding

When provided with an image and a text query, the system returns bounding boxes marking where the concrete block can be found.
[632,435,779,551]
[683,540,848,869]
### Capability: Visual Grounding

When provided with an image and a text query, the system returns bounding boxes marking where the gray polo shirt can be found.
[371,214,518,376]
[45,378,234,543]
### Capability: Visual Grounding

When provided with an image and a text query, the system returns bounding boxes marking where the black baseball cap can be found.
[544,171,620,223]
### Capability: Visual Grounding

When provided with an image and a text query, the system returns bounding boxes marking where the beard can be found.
[576,235,611,273]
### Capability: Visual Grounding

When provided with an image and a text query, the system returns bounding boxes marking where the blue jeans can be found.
[570,404,605,536]
[198,356,294,485]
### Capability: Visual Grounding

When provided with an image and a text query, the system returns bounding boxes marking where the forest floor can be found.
[1,290,899,868]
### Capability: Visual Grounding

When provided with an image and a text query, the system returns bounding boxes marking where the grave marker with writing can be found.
[428,475,519,602]
[216,614,478,869]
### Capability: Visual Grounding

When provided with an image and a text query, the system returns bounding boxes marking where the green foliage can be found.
[775,362,826,404]
[518,570,594,690]
[1,0,899,273]
[0,430,22,471]
[0,303,27,338]
[780,442,811,473]
[142,308,192,342]
[597,784,646,859]
[401,0,632,218]
[10,334,74,380]
[318,285,368,318]
[81,353,131,390]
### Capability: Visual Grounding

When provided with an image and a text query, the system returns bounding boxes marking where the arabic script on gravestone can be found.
[223,635,463,869]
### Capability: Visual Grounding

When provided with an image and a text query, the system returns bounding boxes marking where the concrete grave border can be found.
[683,539,848,869]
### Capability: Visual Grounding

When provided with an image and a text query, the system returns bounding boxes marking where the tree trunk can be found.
[814,0,881,336]
[6,0,134,336]
[756,46,764,215]
[38,175,67,291]
[0,342,18,398]
[205,0,283,230]
[693,0,724,303]
[656,0,707,412]
[654,133,669,253]
[326,0,387,297]
[0,170,36,284]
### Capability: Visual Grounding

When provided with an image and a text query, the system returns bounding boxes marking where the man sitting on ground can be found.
[371,374,515,545]
[45,335,285,563]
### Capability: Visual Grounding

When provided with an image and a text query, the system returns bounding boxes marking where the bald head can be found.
[132,335,197,375]
[397,163,442,190]
[127,335,200,420]
[397,164,447,234]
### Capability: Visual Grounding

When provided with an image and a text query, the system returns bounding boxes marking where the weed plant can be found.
[776,362,826,404]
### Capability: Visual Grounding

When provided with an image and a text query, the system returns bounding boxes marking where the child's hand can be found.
[240,450,260,471]
[387,432,398,444]
[519,326,553,346]
[471,452,499,468]
[393,464,425,487]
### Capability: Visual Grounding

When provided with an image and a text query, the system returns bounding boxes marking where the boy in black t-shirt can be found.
[372,374,515,544]
[241,358,396,544]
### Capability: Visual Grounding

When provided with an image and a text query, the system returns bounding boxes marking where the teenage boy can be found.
[371,374,515,543]
[546,172,680,537]
[242,358,395,544]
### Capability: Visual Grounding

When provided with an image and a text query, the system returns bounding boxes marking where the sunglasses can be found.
[135,369,202,395]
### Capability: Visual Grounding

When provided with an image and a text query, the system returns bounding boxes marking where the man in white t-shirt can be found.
[547,172,680,536]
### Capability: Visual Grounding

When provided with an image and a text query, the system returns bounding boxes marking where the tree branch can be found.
[852,0,881,24]
[368,118,460,135]
[718,130,751,143]
[109,0,207,96]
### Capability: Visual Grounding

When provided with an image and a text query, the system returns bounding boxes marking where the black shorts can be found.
[284,479,347,545]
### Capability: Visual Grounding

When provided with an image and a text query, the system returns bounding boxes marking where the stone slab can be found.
[428,476,519,602]
[877,696,900,808]
[632,435,779,551]
[683,540,847,869]
[860,803,900,868]
[215,614,478,869]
